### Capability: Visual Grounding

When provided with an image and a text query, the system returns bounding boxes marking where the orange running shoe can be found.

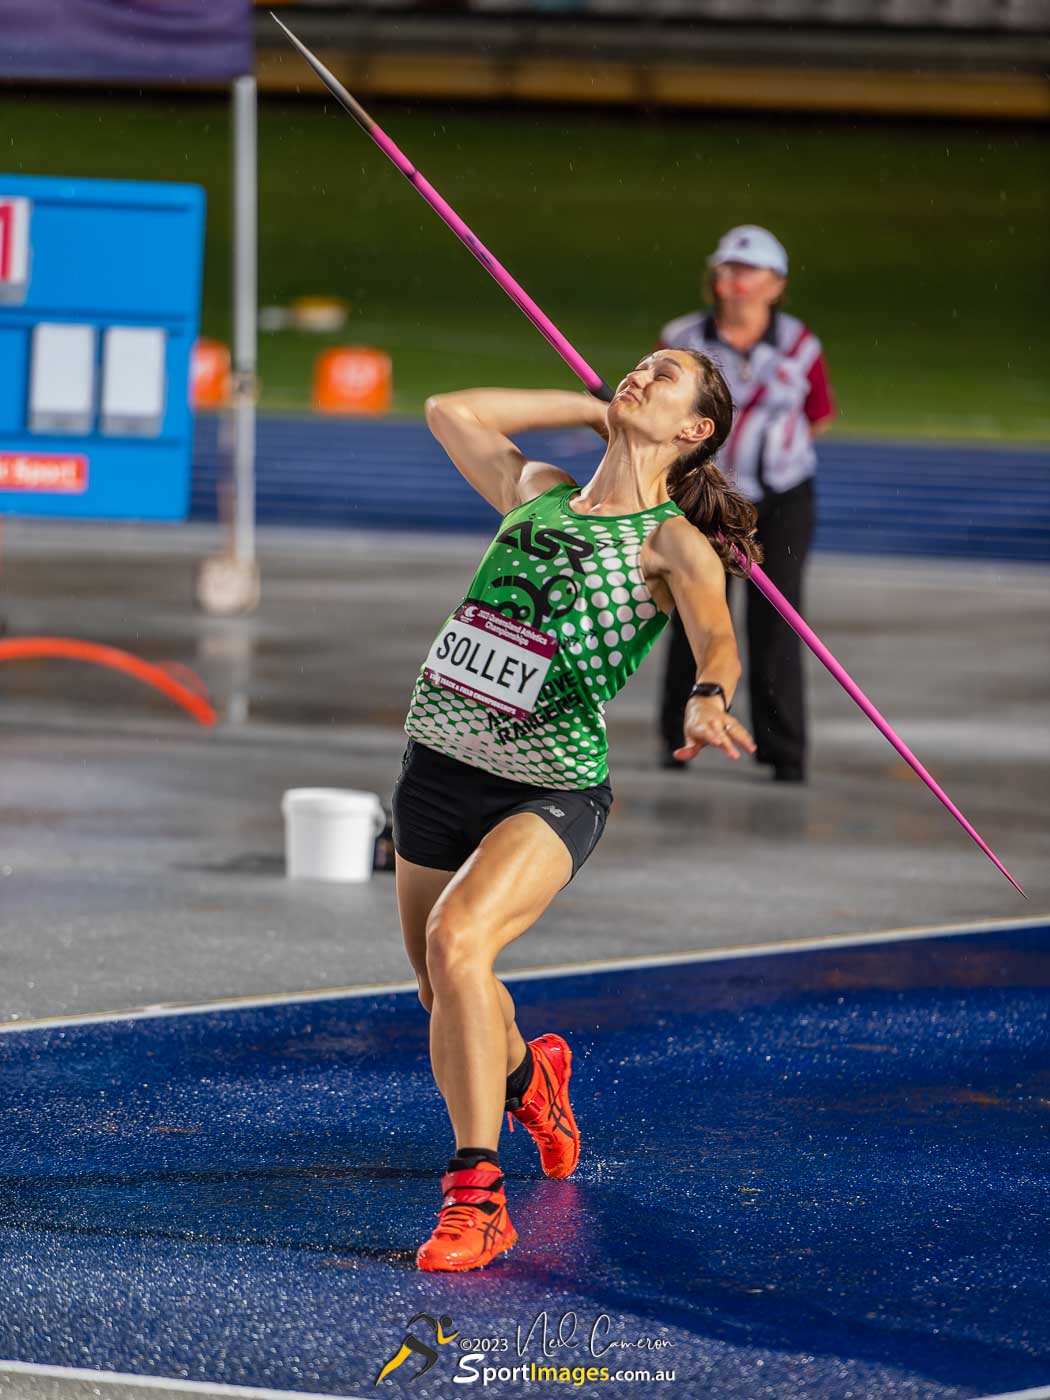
[506,1033,580,1180]
[416,1161,518,1273]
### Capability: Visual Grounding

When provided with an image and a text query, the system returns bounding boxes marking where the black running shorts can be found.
[391,739,612,879]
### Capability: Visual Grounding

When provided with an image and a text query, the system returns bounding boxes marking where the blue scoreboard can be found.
[0,175,205,520]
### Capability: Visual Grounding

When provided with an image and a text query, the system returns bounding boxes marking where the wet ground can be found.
[0,520,1044,1026]
[0,518,1047,1399]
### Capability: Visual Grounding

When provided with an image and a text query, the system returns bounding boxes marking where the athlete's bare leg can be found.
[420,813,573,1151]
[395,853,535,1098]
[395,858,453,1014]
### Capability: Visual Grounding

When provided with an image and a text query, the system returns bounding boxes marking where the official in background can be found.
[657,225,835,782]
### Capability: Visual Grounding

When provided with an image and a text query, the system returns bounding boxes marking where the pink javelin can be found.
[729,557,1024,896]
[273,15,1025,899]
[271,15,613,404]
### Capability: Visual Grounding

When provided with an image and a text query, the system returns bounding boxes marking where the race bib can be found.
[423,601,557,720]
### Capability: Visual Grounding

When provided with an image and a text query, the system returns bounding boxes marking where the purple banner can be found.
[1,0,253,83]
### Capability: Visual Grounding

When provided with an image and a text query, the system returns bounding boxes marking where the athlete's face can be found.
[607,350,714,452]
[711,260,786,308]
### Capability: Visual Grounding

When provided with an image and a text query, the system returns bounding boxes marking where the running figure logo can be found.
[374,1312,459,1384]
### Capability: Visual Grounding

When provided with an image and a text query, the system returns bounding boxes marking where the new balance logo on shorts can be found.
[540,804,566,818]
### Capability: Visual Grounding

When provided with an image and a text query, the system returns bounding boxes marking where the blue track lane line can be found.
[186,417,1050,564]
[2,922,1049,1399]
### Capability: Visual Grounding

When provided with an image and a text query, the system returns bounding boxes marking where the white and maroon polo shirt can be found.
[658,308,835,502]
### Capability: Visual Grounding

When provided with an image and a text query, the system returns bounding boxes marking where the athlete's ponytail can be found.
[666,349,763,578]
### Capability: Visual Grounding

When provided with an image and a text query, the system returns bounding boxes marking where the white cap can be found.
[707,225,788,277]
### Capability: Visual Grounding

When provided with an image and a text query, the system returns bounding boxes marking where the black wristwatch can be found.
[688,681,730,711]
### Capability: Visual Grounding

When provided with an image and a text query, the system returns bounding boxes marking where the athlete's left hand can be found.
[675,697,757,763]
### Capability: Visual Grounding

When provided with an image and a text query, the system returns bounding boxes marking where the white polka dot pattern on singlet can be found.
[404,483,684,788]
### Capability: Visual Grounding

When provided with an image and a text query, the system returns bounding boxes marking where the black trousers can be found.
[659,477,816,771]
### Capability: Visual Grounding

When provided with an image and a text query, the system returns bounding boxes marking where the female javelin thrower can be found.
[393,347,761,1272]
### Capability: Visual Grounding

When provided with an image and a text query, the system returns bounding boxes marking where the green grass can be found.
[4,92,1048,440]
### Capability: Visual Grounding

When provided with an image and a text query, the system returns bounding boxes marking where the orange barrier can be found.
[0,638,217,727]
[313,347,392,415]
[191,338,232,409]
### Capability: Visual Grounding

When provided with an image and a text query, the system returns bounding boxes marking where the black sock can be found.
[504,1045,534,1109]
[447,1146,501,1174]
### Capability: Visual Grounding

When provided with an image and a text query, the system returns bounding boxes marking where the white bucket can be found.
[281,788,386,883]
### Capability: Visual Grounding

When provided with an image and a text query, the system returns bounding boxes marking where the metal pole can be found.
[231,74,257,569]
[196,76,260,617]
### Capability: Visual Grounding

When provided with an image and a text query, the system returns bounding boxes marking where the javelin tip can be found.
[268,12,296,44]
[269,12,375,134]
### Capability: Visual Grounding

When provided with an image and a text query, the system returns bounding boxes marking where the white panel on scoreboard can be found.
[101,325,167,437]
[29,323,96,435]
[0,197,31,306]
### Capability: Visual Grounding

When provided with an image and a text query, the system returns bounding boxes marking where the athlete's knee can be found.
[425,905,489,989]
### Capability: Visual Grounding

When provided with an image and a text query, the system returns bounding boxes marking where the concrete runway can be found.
[1,519,1045,1029]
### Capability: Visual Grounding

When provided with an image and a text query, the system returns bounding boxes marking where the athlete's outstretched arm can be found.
[643,516,756,763]
[424,388,606,515]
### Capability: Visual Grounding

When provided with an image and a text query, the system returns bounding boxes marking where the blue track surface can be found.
[190,416,1050,564]
[2,923,1049,1399]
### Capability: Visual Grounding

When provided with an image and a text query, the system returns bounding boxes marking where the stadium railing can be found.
[255,0,1048,33]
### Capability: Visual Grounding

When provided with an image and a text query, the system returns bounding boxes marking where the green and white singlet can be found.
[404,482,684,789]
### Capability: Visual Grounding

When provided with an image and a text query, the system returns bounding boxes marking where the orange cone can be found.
[191,339,232,409]
[313,347,392,415]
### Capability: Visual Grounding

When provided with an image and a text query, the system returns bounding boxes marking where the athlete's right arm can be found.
[424,389,607,515]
